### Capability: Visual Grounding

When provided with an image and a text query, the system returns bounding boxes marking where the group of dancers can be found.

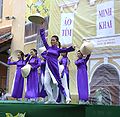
[7,27,91,104]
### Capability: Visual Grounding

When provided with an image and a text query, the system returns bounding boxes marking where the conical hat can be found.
[61,43,72,47]
[80,40,94,55]
[59,64,64,74]
[28,13,45,24]
[21,64,31,78]
[11,50,22,61]
[39,46,46,54]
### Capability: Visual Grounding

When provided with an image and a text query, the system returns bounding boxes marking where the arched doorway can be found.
[90,64,119,105]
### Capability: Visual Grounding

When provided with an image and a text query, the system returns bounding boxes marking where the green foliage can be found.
[6,113,26,117]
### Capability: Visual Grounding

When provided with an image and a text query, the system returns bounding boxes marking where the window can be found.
[0,0,3,19]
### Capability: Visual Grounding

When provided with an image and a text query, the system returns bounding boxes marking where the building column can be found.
[8,0,25,93]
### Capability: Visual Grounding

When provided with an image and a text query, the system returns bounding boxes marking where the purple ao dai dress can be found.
[59,55,70,88]
[75,54,90,101]
[7,56,30,98]
[39,60,47,98]
[40,28,75,97]
[25,56,41,98]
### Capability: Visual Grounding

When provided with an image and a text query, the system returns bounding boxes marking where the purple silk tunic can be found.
[57,55,70,102]
[40,61,46,78]
[38,60,47,98]
[25,56,41,98]
[40,28,75,96]
[38,51,47,98]
[40,50,47,78]
[59,55,70,88]
[75,54,90,101]
[7,56,30,98]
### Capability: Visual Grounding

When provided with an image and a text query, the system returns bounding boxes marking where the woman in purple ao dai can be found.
[38,51,47,101]
[59,52,71,104]
[25,49,41,100]
[75,50,90,104]
[40,28,75,104]
[7,51,29,99]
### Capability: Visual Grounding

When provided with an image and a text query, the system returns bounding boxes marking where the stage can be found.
[0,101,120,117]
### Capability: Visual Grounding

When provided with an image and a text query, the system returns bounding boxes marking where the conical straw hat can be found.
[21,64,31,78]
[28,13,45,24]
[39,46,46,54]
[80,40,94,55]
[11,50,22,61]
[59,64,64,74]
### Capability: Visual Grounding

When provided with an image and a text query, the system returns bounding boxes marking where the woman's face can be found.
[30,50,36,56]
[77,51,83,58]
[51,37,57,46]
[17,52,22,60]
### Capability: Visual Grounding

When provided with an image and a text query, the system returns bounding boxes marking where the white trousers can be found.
[61,74,71,103]
[44,68,59,102]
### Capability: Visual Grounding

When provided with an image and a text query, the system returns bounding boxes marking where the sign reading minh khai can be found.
[97,1,115,37]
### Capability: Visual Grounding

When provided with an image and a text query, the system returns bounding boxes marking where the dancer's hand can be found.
[8,56,12,60]
[72,45,76,49]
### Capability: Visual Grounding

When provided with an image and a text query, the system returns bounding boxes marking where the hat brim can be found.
[11,50,22,61]
[28,15,45,24]
[21,64,31,78]
[39,46,46,54]
[80,41,94,55]
[59,64,64,74]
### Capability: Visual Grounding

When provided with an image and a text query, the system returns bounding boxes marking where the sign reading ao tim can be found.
[60,13,74,46]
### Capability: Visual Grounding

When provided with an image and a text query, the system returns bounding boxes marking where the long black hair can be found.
[31,48,37,55]
[18,51,24,60]
[52,35,61,48]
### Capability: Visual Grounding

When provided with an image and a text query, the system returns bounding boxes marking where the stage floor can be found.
[0,100,120,117]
